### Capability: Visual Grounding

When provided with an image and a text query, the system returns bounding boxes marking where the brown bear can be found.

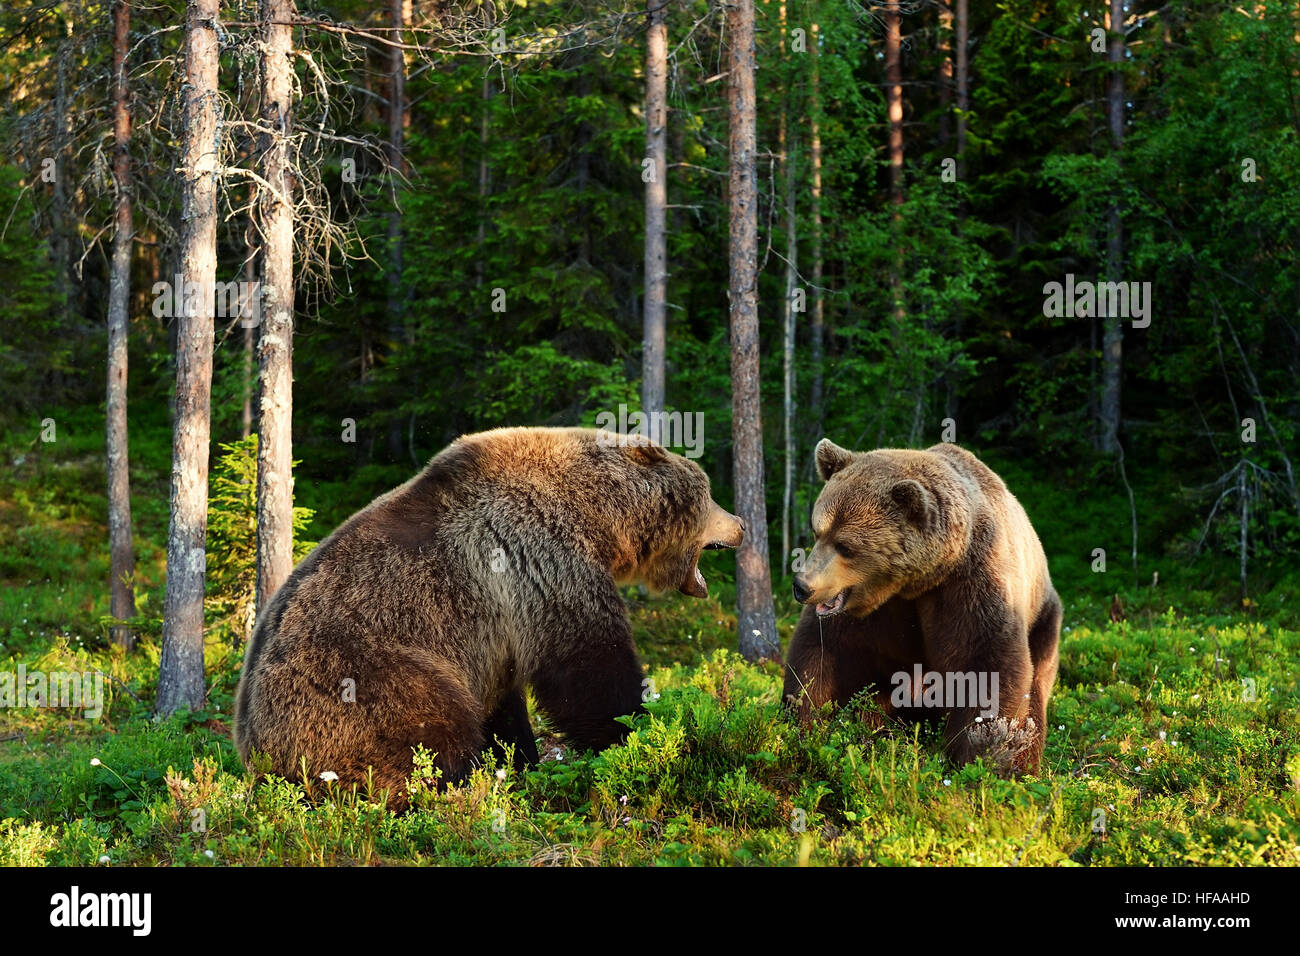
[785,439,1061,773]
[234,427,743,810]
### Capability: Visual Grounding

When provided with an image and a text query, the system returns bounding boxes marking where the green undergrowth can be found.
[1,412,1297,865]
[1,610,1296,866]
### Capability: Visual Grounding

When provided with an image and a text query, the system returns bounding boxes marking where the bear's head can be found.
[791,438,970,618]
[593,430,744,598]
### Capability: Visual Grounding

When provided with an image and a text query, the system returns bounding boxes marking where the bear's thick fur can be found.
[785,439,1061,773]
[235,427,743,809]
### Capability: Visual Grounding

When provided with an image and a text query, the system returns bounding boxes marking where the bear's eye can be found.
[833,541,855,559]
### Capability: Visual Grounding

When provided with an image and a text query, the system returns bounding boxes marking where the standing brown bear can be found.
[235,427,743,810]
[785,439,1061,773]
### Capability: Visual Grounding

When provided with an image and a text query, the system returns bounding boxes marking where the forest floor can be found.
[1,411,1298,866]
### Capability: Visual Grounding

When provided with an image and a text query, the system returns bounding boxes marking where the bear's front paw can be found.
[965,716,1038,777]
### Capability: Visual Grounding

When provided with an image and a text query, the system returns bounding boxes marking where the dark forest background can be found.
[3,0,1298,631]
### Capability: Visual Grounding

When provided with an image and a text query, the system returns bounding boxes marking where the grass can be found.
[1,409,1298,866]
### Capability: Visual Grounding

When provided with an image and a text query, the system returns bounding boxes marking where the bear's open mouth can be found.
[816,589,849,618]
[679,539,736,598]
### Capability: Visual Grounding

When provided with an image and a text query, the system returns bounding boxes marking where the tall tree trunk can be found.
[476,1,495,289]
[241,246,256,439]
[779,0,797,573]
[808,20,824,443]
[885,0,910,433]
[727,0,779,662]
[937,2,953,146]
[956,0,968,177]
[885,0,904,210]
[642,0,668,420]
[1100,0,1125,454]
[256,0,297,613]
[386,0,408,331]
[157,0,220,716]
[938,1,961,423]
[106,0,136,650]
[51,53,73,329]
[385,0,411,460]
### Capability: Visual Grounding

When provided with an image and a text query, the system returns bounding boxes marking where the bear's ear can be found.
[815,439,854,481]
[890,479,936,530]
[621,435,670,465]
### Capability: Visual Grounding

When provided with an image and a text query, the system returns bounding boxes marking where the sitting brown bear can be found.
[235,427,743,809]
[785,439,1061,773]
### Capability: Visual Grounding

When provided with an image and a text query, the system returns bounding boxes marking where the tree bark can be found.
[642,0,669,420]
[157,0,220,716]
[106,0,136,650]
[779,0,797,573]
[727,0,779,662]
[937,3,953,146]
[1100,0,1125,454]
[256,0,297,613]
[476,1,495,289]
[808,20,824,443]
[241,246,256,439]
[885,0,904,209]
[956,0,968,177]
[384,0,411,460]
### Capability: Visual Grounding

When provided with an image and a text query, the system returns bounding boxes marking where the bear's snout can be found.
[792,574,812,604]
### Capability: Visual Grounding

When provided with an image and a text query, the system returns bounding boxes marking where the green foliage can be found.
[205,436,316,645]
[2,602,1296,865]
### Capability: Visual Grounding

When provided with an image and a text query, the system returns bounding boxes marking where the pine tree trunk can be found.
[386,0,408,321]
[728,0,779,662]
[885,0,909,422]
[241,248,255,440]
[808,20,824,444]
[106,0,136,650]
[157,0,220,716]
[779,0,797,575]
[1100,0,1125,454]
[476,1,495,289]
[642,0,669,421]
[255,0,296,612]
[956,0,968,176]
[937,3,953,146]
[885,0,904,210]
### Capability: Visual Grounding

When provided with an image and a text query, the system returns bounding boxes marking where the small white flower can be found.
[974,716,983,724]
[1191,694,1200,701]
[1172,741,1180,747]
[98,855,110,864]
[620,794,629,806]
[942,779,952,786]
[1058,724,1065,731]
[90,758,101,767]
[319,771,339,782]
[495,768,507,780]
[204,849,214,859]
[1158,730,1167,740]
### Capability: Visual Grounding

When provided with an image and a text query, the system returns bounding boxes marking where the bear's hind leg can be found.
[343,650,486,811]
